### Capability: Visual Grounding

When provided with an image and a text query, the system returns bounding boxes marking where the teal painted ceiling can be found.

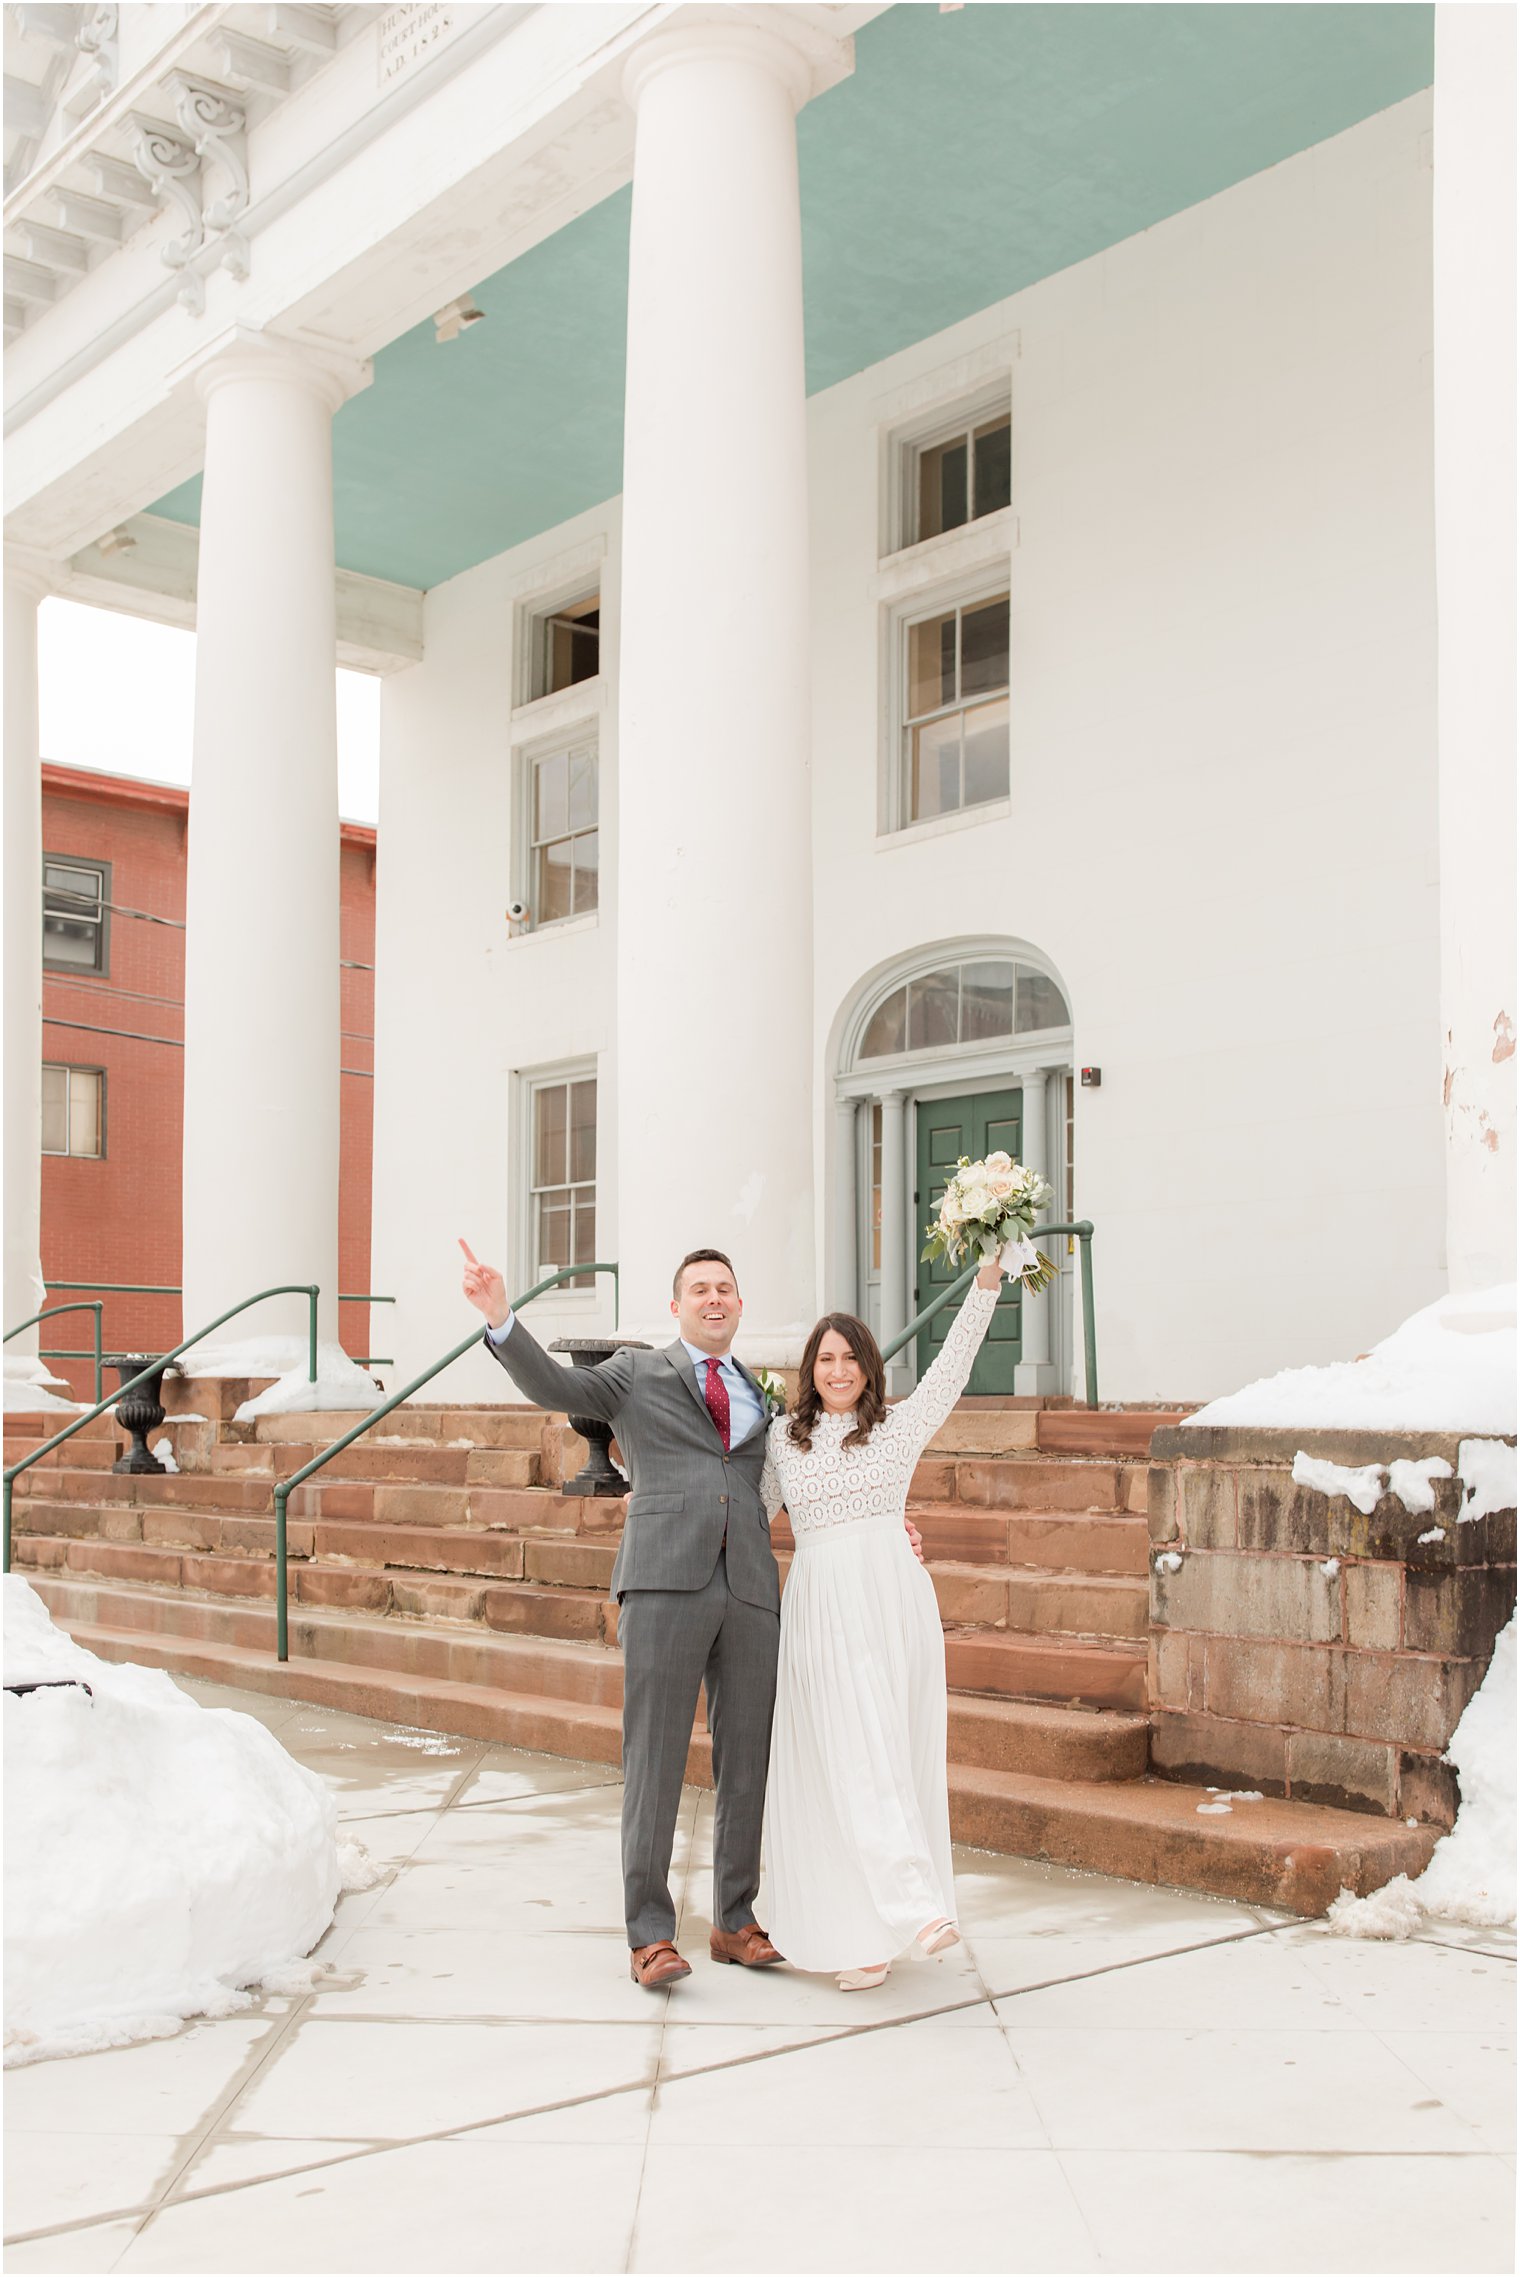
[155,3,1433,590]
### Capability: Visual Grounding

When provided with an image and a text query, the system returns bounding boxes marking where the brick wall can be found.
[1147,1425,1517,1825]
[40,767,375,1394]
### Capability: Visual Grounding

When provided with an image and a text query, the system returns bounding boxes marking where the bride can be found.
[760,1259,1005,1989]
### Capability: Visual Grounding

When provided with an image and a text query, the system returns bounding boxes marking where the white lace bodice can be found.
[761,1283,1000,1538]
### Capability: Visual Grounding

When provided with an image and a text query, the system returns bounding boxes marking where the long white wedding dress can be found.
[758,1282,1000,1971]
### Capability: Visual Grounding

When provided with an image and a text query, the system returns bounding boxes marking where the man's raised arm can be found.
[459,1239,630,1421]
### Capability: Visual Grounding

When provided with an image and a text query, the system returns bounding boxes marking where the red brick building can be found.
[39,765,376,1397]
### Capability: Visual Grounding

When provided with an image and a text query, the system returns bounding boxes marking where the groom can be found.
[459,1240,782,1989]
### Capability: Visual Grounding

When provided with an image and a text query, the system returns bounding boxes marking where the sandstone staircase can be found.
[7,1393,1433,1916]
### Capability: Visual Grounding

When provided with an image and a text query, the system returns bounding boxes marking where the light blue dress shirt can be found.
[485,1315,763,1448]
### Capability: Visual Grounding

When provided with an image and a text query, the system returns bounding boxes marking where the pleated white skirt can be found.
[760,1512,956,1973]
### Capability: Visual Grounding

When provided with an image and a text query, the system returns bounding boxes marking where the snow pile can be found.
[2,1375,81,1416]
[171,1334,382,1420]
[3,1579,352,2065]
[1326,1615,1516,1939]
[1292,1455,1384,1514]
[1458,1438,1517,1524]
[1185,1284,1516,1433]
[1387,1457,1453,1515]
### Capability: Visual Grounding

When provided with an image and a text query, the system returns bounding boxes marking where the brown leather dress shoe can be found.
[709,1922,784,1967]
[629,1941,692,1989]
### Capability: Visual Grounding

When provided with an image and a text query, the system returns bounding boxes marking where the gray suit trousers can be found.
[618,1549,779,1949]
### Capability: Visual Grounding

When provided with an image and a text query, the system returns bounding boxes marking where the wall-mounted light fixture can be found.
[96,526,137,556]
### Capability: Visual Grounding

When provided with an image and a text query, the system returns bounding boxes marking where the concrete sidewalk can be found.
[4,1682,1514,2275]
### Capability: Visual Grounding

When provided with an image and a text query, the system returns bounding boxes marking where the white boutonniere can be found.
[753,1367,789,1420]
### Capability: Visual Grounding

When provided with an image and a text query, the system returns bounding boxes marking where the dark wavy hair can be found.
[787,1312,888,1454]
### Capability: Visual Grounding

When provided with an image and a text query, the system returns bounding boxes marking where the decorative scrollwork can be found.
[170,77,248,235]
[76,4,118,79]
[128,116,203,273]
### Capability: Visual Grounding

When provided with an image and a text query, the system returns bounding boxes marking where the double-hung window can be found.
[529,740,599,924]
[43,857,108,974]
[42,1064,104,1157]
[529,1073,597,1288]
[902,590,1010,823]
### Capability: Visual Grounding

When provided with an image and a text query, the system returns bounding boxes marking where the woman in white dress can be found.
[759,1261,1005,1990]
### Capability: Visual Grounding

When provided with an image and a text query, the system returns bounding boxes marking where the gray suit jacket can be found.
[482,1319,779,1612]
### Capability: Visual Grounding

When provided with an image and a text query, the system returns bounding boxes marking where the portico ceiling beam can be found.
[257,7,337,60]
[210,30,290,96]
[52,188,124,241]
[59,508,424,673]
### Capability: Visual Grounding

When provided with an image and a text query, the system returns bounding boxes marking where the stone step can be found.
[943,1627,1148,1710]
[15,1466,278,1512]
[11,1502,315,1559]
[947,1763,1438,1917]
[207,1440,541,1488]
[5,1411,115,1448]
[946,1695,1149,1782]
[910,1454,1140,1515]
[32,1582,1431,1915]
[1035,1411,1188,1457]
[908,1504,1149,1576]
[6,1433,119,1471]
[247,1408,548,1450]
[54,1613,648,1773]
[931,1562,1149,1641]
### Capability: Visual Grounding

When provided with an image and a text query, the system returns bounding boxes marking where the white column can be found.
[613,18,825,1361]
[1014,1065,1057,1395]
[829,1095,858,1311]
[181,339,358,1369]
[3,555,58,1394]
[878,1088,908,1377]
[1433,6,1517,1293]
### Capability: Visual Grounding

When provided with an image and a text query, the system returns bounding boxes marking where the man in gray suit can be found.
[460,1241,782,1989]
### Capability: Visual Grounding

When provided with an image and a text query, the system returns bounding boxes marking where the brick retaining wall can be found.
[1146,1427,1516,1825]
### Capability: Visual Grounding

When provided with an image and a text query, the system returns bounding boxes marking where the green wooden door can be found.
[914,1089,1023,1396]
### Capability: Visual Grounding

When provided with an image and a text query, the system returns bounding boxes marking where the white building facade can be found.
[4,1,1514,1405]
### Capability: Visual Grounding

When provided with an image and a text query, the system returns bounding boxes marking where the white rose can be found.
[984,1151,1013,1175]
[987,1171,1015,1200]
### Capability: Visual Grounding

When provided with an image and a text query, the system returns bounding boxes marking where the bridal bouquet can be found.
[921,1151,1058,1295]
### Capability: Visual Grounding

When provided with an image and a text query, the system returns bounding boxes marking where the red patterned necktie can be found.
[703,1356,731,1451]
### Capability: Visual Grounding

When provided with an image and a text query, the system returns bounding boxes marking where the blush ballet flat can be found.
[916,1920,961,1957]
[836,1963,891,1991]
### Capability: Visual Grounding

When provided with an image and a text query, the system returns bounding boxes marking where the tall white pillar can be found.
[1014,1065,1056,1394]
[181,339,358,1365]
[878,1088,908,1379]
[613,17,836,1361]
[3,554,56,1393]
[1433,6,1517,1292]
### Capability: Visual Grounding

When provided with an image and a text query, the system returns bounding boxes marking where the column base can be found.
[1014,1359,1061,1397]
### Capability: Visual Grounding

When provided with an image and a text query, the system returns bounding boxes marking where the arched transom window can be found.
[859,957,1069,1061]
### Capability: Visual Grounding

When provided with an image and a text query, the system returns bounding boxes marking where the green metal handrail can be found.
[3,1284,320,1573]
[38,1280,396,1379]
[4,1302,105,1407]
[271,1263,619,1660]
[881,1221,1098,1408]
[45,1280,390,1304]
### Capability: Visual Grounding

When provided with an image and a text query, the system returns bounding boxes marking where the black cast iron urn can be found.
[107,1353,175,1475]
[548,1336,650,1496]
